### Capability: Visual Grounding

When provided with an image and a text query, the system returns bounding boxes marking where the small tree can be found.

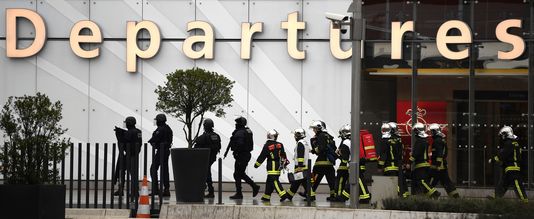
[0,93,71,184]
[155,67,234,148]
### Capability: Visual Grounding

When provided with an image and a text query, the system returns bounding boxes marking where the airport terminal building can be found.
[0,0,532,190]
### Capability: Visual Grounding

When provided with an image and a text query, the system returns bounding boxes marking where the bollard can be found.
[307,159,312,207]
[218,158,223,205]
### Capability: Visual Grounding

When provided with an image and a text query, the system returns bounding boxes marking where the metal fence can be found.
[1,142,163,211]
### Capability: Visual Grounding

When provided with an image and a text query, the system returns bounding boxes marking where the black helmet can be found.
[203,118,214,129]
[235,116,247,126]
[155,114,167,123]
[125,116,136,126]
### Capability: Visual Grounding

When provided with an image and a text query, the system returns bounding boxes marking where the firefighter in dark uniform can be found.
[428,123,459,198]
[410,123,440,198]
[490,126,528,202]
[194,118,221,198]
[224,116,260,199]
[254,129,290,202]
[113,116,142,199]
[309,120,337,201]
[377,122,410,198]
[286,128,311,201]
[148,114,173,197]
[335,125,371,203]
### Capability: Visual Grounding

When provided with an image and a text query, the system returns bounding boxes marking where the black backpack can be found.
[244,127,254,152]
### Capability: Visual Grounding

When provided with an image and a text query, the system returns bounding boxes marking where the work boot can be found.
[326,195,336,202]
[204,192,215,198]
[359,198,371,204]
[162,190,171,197]
[335,196,347,202]
[149,189,159,196]
[261,197,270,202]
[430,190,441,199]
[252,184,260,197]
[230,193,243,200]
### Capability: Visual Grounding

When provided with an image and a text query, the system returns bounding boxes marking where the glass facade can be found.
[361,0,533,189]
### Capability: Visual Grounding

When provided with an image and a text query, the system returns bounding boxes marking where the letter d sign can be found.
[6,9,46,58]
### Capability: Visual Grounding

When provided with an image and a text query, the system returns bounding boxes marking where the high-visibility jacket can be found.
[411,136,431,169]
[255,140,287,175]
[494,138,522,173]
[293,139,310,173]
[378,136,403,172]
[430,135,447,170]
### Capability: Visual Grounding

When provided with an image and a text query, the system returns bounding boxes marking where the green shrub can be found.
[383,196,534,219]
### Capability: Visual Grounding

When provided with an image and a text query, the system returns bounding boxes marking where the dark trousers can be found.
[263,175,287,200]
[384,170,409,197]
[412,167,437,197]
[206,159,216,193]
[114,152,127,188]
[312,165,336,196]
[336,170,349,197]
[496,170,528,202]
[429,167,458,196]
[340,169,371,201]
[233,152,255,193]
[287,172,309,197]
[115,153,139,197]
[150,147,170,192]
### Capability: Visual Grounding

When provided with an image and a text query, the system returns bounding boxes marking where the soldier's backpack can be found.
[244,127,254,152]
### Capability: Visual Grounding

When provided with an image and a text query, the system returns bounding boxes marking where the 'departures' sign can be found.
[4,9,526,72]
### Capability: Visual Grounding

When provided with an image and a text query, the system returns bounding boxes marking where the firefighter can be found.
[377,122,409,198]
[224,117,260,199]
[254,129,290,202]
[286,128,312,201]
[490,126,528,202]
[428,123,459,198]
[335,125,371,203]
[113,116,142,199]
[410,122,440,198]
[194,118,221,198]
[148,114,173,197]
[309,120,337,201]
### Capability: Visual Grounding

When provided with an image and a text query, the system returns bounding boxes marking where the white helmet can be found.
[428,123,445,137]
[309,120,325,131]
[292,128,306,140]
[388,122,400,136]
[413,122,428,138]
[499,126,517,140]
[267,129,279,140]
[338,124,351,139]
[381,123,391,138]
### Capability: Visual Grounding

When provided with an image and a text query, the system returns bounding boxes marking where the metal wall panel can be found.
[196,0,248,39]
[88,41,142,143]
[303,0,351,40]
[302,41,351,145]
[143,0,195,39]
[249,0,302,39]
[248,42,302,182]
[90,0,142,39]
[37,0,89,38]
[36,41,89,142]
[0,40,37,108]
[0,0,36,38]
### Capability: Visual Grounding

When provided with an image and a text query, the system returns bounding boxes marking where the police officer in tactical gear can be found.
[286,128,311,201]
[335,125,371,203]
[428,123,459,198]
[194,118,221,198]
[114,116,142,199]
[224,116,260,199]
[410,123,440,198]
[377,122,409,198]
[148,114,173,197]
[113,125,127,196]
[254,129,290,202]
[490,126,528,202]
[309,120,337,201]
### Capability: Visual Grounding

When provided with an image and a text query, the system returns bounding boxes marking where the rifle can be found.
[223,144,232,159]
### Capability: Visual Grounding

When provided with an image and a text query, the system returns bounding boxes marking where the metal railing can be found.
[1,142,164,211]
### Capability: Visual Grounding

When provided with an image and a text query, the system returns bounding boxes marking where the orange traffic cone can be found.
[137,176,151,218]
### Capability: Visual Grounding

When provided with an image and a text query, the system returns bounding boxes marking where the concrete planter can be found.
[171,148,211,202]
[0,184,66,219]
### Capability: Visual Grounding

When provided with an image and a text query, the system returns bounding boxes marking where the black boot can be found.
[230,192,243,199]
[113,189,123,196]
[162,190,171,197]
[252,184,260,197]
